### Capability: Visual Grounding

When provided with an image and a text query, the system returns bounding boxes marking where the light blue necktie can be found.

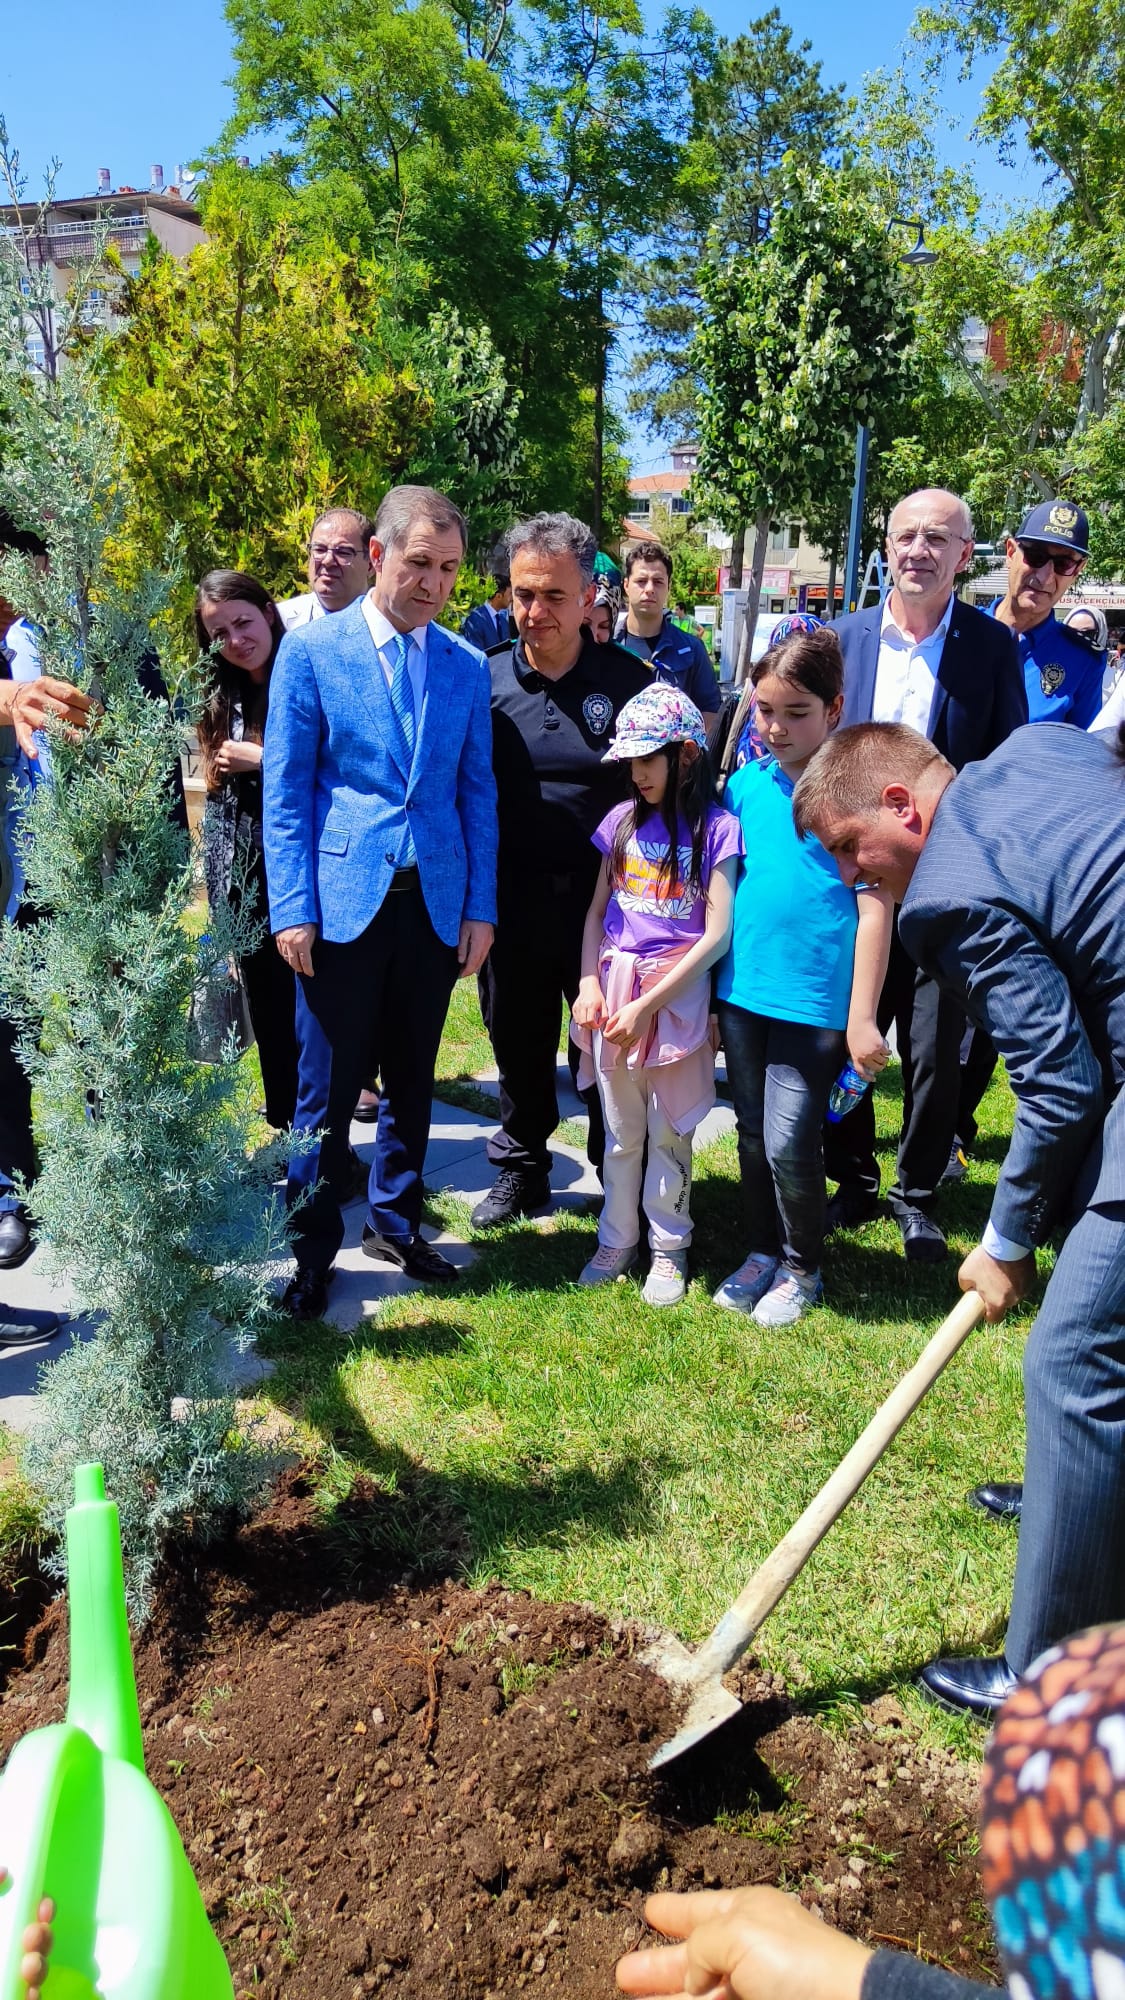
[390,631,416,761]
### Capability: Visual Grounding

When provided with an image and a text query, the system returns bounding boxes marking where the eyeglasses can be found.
[888,527,955,554]
[310,542,361,563]
[1016,539,1085,577]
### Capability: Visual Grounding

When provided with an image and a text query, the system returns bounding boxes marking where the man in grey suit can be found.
[794,717,1125,1716]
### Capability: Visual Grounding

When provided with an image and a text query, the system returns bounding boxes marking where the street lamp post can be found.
[841,219,938,614]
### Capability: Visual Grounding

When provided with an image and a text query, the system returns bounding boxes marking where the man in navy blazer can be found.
[264,484,498,1317]
[796,718,1125,1714]
[826,488,1026,1264]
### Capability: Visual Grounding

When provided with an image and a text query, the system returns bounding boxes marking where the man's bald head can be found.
[793,722,955,902]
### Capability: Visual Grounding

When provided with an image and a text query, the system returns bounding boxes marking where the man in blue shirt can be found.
[989,501,1102,727]
[616,542,721,726]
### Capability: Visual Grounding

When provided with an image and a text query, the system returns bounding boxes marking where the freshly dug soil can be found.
[1,1474,998,1999]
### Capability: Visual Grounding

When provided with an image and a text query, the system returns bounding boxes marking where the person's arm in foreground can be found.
[573,865,614,1030]
[603,858,738,1050]
[0,676,94,759]
[0,1870,54,1999]
[847,886,894,1080]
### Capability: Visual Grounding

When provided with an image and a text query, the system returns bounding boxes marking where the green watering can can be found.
[0,1464,234,1998]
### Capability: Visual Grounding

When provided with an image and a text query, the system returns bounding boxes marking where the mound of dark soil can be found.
[0,1474,997,1999]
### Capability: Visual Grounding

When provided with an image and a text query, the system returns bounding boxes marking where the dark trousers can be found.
[0,1013,34,1192]
[478,874,605,1178]
[823,925,962,1212]
[717,1002,843,1275]
[287,886,458,1274]
[956,1026,999,1148]
[1006,1093,1125,1671]
[239,932,299,1131]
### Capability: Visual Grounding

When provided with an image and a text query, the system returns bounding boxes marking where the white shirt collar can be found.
[362,592,429,660]
[880,592,955,650]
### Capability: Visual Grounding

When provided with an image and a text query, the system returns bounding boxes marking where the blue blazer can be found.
[900,725,1125,1248]
[833,597,1028,768]
[262,599,498,946]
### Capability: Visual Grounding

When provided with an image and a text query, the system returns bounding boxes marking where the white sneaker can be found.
[579,1242,638,1286]
[752,1267,824,1327]
[712,1251,778,1313]
[643,1249,688,1306]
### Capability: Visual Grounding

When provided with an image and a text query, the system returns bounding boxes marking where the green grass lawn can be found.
[254,993,1034,1754]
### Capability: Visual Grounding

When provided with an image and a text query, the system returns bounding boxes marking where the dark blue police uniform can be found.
[615,613,721,714]
[988,602,1104,729]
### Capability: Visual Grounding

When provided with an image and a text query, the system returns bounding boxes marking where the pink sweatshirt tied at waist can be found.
[571,939,716,1136]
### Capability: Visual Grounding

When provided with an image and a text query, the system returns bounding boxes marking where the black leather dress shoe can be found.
[894,1203,948,1262]
[0,1303,63,1347]
[470,1169,551,1230]
[362,1228,457,1282]
[281,1266,335,1320]
[969,1480,1023,1521]
[918,1652,1018,1717]
[825,1189,880,1233]
[0,1208,32,1270]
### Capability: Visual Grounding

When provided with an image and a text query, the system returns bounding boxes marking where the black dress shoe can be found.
[352,1093,380,1124]
[825,1188,879,1233]
[0,1208,32,1269]
[941,1140,969,1184]
[281,1266,335,1320]
[969,1480,1023,1521]
[0,1303,63,1347]
[362,1228,458,1282]
[894,1203,948,1262]
[918,1652,1018,1717]
[470,1169,551,1230]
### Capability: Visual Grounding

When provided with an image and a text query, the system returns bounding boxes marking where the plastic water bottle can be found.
[827,1061,871,1122]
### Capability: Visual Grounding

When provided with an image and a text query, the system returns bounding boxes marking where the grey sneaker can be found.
[712,1251,778,1313]
[579,1242,638,1286]
[752,1267,824,1327]
[642,1249,688,1306]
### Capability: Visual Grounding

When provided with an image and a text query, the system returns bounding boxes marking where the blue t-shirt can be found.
[987,602,1104,728]
[715,758,858,1030]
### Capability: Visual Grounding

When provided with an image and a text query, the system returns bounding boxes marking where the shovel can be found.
[646,1289,986,1769]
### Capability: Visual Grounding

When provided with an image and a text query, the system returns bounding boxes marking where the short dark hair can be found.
[624,541,673,584]
[488,540,511,590]
[310,506,375,548]
[372,485,467,555]
[792,722,953,842]
[752,626,844,705]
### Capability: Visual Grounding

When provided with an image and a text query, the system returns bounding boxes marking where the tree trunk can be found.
[728,520,747,589]
[734,510,770,684]
[592,281,605,546]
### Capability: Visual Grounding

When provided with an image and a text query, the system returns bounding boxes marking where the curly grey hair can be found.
[504,513,598,585]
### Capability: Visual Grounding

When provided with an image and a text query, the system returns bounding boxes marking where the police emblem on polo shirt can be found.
[583,692,613,734]
[1040,663,1065,695]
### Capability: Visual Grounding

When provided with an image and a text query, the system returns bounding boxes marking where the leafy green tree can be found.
[692,163,916,666]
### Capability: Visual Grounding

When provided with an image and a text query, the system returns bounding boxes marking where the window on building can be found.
[629,498,651,517]
[672,497,691,514]
[788,523,801,549]
[25,334,46,373]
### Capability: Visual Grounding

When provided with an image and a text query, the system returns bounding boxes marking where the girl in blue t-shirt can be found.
[713,627,892,1327]
[572,685,743,1307]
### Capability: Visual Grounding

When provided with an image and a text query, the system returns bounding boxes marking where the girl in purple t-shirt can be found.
[571,686,743,1306]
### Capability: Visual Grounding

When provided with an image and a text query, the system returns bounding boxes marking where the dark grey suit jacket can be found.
[899,724,1125,1247]
[833,597,1027,769]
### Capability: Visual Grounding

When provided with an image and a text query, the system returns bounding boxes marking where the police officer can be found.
[615,541,721,727]
[990,501,1101,725]
[472,513,649,1229]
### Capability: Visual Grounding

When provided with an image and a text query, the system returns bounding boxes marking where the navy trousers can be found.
[1005,1090,1125,1671]
[287,886,458,1275]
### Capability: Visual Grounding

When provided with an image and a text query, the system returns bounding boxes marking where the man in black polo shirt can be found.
[472,512,650,1228]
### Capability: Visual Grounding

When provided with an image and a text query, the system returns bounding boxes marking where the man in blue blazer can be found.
[795,718,1125,1714]
[826,488,1027,1264]
[264,485,498,1317]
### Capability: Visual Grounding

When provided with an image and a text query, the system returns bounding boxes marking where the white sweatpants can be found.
[595,1048,695,1252]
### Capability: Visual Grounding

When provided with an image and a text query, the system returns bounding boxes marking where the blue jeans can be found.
[716,1002,844,1276]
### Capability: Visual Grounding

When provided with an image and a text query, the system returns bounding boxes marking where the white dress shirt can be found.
[360,595,429,713]
[872,594,954,736]
[277,591,326,631]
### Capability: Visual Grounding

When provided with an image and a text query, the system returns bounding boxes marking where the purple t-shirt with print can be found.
[592,801,744,957]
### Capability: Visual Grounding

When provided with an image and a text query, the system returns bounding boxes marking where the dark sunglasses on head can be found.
[1016,538,1085,577]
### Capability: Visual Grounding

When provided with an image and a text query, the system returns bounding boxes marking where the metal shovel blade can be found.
[644,1292,986,1771]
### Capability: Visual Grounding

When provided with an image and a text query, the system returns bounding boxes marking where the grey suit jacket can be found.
[899,724,1125,1247]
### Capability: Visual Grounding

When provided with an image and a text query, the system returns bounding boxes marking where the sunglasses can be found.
[1016,539,1085,577]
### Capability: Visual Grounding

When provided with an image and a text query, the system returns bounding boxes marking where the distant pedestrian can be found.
[461,546,515,654]
[616,542,721,728]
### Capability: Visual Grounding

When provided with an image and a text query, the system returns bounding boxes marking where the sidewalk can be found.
[0,1061,740,1427]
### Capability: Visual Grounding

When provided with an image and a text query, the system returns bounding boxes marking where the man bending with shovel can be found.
[790,716,1125,1718]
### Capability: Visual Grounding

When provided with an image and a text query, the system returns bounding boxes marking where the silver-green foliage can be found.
[0,122,289,1607]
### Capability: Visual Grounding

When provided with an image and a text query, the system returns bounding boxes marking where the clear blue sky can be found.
[2,0,1026,469]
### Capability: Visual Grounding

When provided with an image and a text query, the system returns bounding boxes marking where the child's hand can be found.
[603,997,652,1050]
[572,978,607,1030]
[0,1871,55,1999]
[709,1012,722,1054]
[847,1018,890,1080]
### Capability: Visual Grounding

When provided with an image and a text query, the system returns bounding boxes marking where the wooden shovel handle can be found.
[693,1290,986,1682]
